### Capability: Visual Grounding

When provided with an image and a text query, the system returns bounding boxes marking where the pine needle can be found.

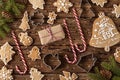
[101,56,120,76]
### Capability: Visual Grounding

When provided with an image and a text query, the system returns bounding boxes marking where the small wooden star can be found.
[53,0,73,13]
[0,66,13,80]
[112,4,120,18]
[47,11,57,24]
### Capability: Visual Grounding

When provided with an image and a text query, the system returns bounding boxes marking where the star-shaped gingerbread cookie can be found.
[47,11,57,24]
[0,66,13,80]
[53,0,73,13]
[112,4,120,18]
[29,0,45,9]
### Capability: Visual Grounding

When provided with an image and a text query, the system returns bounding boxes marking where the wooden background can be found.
[0,0,120,80]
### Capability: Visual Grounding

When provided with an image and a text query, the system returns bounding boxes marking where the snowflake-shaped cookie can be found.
[59,71,78,80]
[53,0,73,13]
[112,4,120,18]
[47,12,57,24]
[91,0,107,7]
[0,66,13,80]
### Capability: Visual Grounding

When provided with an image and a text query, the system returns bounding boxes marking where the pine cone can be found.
[100,70,112,80]
[1,11,13,19]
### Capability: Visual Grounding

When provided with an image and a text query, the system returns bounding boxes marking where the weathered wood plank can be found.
[0,0,120,80]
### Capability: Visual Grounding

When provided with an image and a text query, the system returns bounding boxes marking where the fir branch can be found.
[5,0,12,11]
[11,0,21,16]
[3,24,10,33]
[0,0,25,38]
[101,56,120,76]
[16,3,25,10]
[0,28,6,38]
[112,76,120,80]
[88,67,107,80]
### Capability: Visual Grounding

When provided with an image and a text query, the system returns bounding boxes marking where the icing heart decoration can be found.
[89,12,120,52]
[43,54,61,70]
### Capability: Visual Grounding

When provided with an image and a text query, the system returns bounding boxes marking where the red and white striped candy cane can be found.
[11,31,28,74]
[63,8,87,64]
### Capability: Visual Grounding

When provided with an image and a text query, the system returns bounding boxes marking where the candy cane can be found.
[11,31,27,74]
[63,8,87,64]
[72,8,86,52]
[63,19,77,64]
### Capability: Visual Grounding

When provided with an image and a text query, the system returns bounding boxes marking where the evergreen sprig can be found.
[88,67,107,80]
[0,0,24,38]
[112,76,120,80]
[88,56,120,80]
[101,56,120,76]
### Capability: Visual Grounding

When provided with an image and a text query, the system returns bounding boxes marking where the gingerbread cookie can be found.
[0,42,15,65]
[59,71,78,80]
[18,32,33,46]
[114,47,120,63]
[29,0,45,9]
[0,66,13,80]
[112,4,120,18]
[91,0,107,7]
[30,68,44,80]
[28,46,41,61]
[53,0,73,13]
[89,12,120,52]
[47,12,57,25]
[19,11,30,31]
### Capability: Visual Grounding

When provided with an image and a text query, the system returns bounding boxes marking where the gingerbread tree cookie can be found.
[112,4,120,18]
[0,66,13,80]
[89,12,120,52]
[30,68,44,80]
[0,42,15,65]
[29,0,45,9]
[53,0,73,13]
[28,46,41,61]
[19,11,30,31]
[91,0,107,7]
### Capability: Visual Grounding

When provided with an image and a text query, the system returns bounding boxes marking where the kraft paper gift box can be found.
[38,24,65,45]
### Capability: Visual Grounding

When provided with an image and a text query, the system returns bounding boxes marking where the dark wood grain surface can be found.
[0,0,120,80]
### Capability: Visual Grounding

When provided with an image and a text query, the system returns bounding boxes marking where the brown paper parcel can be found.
[38,24,65,45]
